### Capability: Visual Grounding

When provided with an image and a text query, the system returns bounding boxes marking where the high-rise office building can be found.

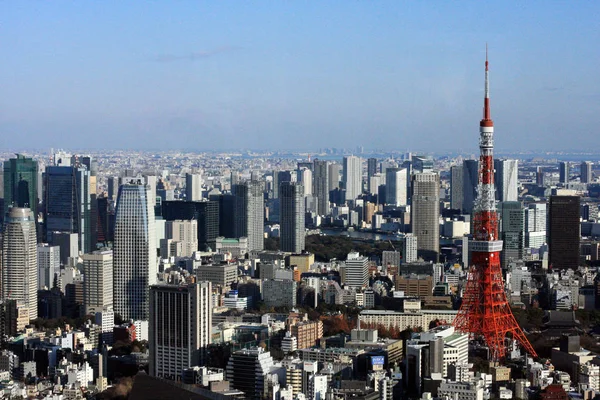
[37,244,60,290]
[298,168,312,196]
[581,161,593,184]
[559,162,570,184]
[313,161,329,216]
[164,220,198,257]
[342,252,369,288]
[83,250,113,315]
[499,202,525,268]
[328,163,341,192]
[411,172,440,262]
[549,195,580,269]
[525,202,547,249]
[343,156,362,201]
[367,158,378,179]
[3,208,38,320]
[226,347,275,399]
[3,155,38,225]
[412,156,434,174]
[161,200,219,251]
[494,159,518,202]
[113,181,157,321]
[403,233,418,263]
[280,182,305,253]
[450,165,464,211]
[462,160,479,214]
[385,168,408,206]
[185,173,203,201]
[234,181,264,251]
[536,166,545,187]
[107,177,119,201]
[149,282,212,380]
[44,165,92,253]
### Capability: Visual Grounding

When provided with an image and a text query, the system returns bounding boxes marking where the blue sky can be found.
[1,2,599,152]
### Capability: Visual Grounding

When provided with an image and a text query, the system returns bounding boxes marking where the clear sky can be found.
[1,2,599,153]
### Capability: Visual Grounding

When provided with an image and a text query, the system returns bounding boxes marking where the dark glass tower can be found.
[3,154,38,219]
[161,200,220,251]
[549,195,580,269]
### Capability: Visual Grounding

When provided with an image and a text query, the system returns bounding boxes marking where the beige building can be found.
[288,253,315,274]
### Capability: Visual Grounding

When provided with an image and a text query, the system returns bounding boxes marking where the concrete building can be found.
[385,168,408,206]
[165,220,198,258]
[525,202,547,250]
[559,162,570,184]
[499,202,525,268]
[113,181,157,321]
[313,160,329,216]
[581,162,593,184]
[495,159,519,202]
[279,182,305,253]
[411,172,440,262]
[234,181,264,251]
[149,282,212,381]
[403,234,418,263]
[37,244,60,290]
[290,320,323,350]
[185,173,203,201]
[83,250,114,315]
[462,160,479,214]
[450,165,464,211]
[262,279,297,308]
[2,208,37,320]
[342,252,369,289]
[343,156,362,201]
[225,347,274,400]
[196,263,238,288]
[358,308,458,332]
[438,380,484,400]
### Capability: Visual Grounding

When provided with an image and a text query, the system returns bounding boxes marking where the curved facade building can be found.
[3,207,38,320]
[113,181,157,321]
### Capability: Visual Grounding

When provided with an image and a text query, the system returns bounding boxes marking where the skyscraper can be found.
[343,156,362,201]
[328,163,341,192]
[525,202,547,249]
[44,165,92,253]
[298,168,312,196]
[494,159,518,202]
[37,244,60,290]
[581,161,593,184]
[3,154,38,220]
[161,200,219,251]
[549,195,580,269]
[279,182,305,253]
[234,181,264,251]
[83,249,113,315]
[559,162,570,184]
[499,201,525,268]
[403,233,418,263]
[149,282,212,380]
[164,220,198,257]
[113,181,157,321]
[411,172,440,262]
[313,160,329,216]
[185,173,203,201]
[2,208,38,320]
[462,160,479,214]
[450,165,464,211]
[385,168,408,206]
[367,158,378,179]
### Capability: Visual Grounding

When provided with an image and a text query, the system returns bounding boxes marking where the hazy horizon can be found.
[2,2,599,152]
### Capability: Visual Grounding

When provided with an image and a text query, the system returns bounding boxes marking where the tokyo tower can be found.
[453,48,537,361]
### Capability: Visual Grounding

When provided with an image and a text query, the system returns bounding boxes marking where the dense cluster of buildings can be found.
[0,145,598,399]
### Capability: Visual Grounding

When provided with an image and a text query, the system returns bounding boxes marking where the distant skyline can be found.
[1,2,599,152]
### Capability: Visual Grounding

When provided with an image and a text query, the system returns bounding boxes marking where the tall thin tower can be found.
[453,48,537,361]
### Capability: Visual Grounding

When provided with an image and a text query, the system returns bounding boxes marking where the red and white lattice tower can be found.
[452,47,537,361]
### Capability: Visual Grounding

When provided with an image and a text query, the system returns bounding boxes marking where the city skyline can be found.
[2,2,599,152]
